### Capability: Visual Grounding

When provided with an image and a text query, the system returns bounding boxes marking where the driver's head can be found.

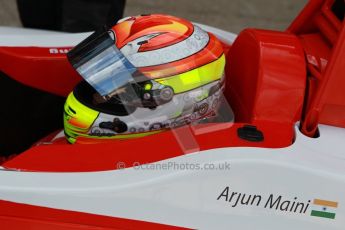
[64,14,226,144]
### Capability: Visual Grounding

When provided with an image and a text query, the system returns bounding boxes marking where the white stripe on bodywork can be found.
[120,25,210,67]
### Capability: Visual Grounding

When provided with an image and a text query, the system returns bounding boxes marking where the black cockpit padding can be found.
[0,72,65,156]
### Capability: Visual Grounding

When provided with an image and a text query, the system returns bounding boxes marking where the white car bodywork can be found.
[0,25,344,230]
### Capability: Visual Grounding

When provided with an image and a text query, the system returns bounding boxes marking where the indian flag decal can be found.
[310,199,338,219]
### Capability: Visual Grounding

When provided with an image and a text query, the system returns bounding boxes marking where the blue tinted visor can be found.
[68,28,145,97]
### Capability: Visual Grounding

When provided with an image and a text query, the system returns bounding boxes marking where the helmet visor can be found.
[68,28,144,97]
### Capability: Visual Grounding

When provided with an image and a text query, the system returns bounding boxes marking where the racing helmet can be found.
[64,14,226,143]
